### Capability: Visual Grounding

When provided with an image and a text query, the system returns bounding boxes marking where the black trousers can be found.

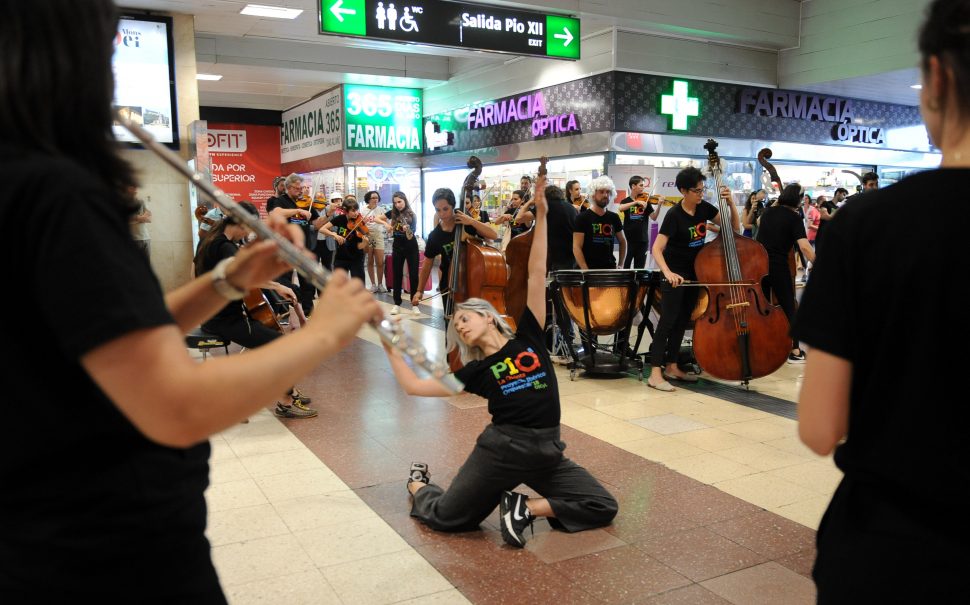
[275,271,316,318]
[391,241,420,306]
[335,256,365,281]
[315,240,334,272]
[623,240,648,269]
[649,282,699,367]
[761,263,798,349]
[411,424,618,533]
[202,314,280,349]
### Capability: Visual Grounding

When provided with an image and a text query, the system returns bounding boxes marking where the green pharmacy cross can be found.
[660,80,700,131]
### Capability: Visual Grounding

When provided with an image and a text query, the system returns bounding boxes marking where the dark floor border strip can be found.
[678,380,798,420]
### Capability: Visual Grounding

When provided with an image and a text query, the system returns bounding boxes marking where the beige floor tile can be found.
[764,435,818,458]
[295,517,410,568]
[210,436,236,462]
[619,436,707,462]
[224,569,342,605]
[255,468,349,502]
[206,503,290,547]
[772,496,832,529]
[239,448,330,478]
[396,589,471,604]
[209,458,251,485]
[321,549,455,605]
[576,419,662,443]
[211,533,315,586]
[718,419,798,442]
[205,478,269,513]
[596,400,672,420]
[560,406,621,428]
[556,377,614,396]
[272,490,380,532]
[669,427,757,452]
[767,460,843,495]
[714,473,819,510]
[717,443,810,471]
[631,413,710,435]
[228,432,309,458]
[221,413,290,441]
[665,452,759,485]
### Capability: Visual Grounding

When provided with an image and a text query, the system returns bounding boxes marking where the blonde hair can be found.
[446,298,515,363]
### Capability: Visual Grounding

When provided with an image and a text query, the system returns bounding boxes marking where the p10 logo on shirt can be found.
[592,223,615,236]
[688,222,707,247]
[490,348,548,395]
[629,204,646,218]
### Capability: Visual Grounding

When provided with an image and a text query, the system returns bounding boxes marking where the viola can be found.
[690,139,791,384]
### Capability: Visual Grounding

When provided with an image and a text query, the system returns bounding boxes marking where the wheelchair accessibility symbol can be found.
[375,3,420,33]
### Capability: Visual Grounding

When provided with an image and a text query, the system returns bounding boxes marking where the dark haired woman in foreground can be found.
[0,1,380,601]
[796,0,970,601]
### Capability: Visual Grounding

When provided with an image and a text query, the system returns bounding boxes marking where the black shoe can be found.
[407,462,430,493]
[787,351,806,364]
[499,490,533,548]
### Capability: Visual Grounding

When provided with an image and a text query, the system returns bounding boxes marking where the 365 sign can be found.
[344,84,423,152]
[318,0,580,60]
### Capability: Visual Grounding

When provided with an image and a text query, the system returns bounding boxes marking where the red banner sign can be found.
[207,123,281,215]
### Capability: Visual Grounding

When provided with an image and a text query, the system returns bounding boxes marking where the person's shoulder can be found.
[5,150,108,200]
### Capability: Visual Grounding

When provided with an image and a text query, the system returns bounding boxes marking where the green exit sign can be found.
[318,0,580,60]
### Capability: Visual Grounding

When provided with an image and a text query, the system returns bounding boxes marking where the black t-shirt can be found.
[504,206,531,238]
[547,198,578,270]
[198,233,245,320]
[574,209,624,269]
[267,193,319,249]
[424,224,457,288]
[328,214,366,261]
[0,147,216,593]
[756,205,807,269]
[620,196,653,242]
[816,200,838,236]
[455,308,560,428]
[658,201,719,278]
[793,169,967,514]
[385,210,417,248]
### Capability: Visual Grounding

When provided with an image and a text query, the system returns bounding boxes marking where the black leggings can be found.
[391,241,420,306]
[623,240,649,269]
[761,264,799,350]
[649,282,698,368]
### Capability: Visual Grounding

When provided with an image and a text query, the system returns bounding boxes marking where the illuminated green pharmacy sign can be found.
[660,80,700,131]
[344,85,423,153]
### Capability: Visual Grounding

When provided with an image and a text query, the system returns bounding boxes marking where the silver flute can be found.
[117,112,461,391]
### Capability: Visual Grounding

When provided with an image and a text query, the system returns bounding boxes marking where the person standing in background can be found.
[128,186,151,258]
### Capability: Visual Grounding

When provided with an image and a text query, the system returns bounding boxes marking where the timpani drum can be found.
[552,269,654,335]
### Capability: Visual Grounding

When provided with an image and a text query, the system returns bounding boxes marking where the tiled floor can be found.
[203,294,835,603]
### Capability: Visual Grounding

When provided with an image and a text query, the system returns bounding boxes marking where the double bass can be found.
[691,139,790,383]
[503,157,547,324]
[446,156,513,370]
[757,147,797,289]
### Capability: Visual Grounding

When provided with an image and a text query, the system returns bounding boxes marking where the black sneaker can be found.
[407,462,430,493]
[787,351,806,364]
[499,490,533,548]
[290,388,312,404]
[274,401,318,419]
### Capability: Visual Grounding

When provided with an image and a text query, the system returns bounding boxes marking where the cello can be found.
[691,139,790,384]
[446,156,513,370]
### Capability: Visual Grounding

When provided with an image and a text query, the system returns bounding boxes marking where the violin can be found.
[345,214,370,237]
[311,194,328,212]
[295,194,312,210]
[690,139,791,384]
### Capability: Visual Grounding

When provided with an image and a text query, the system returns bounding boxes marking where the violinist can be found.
[469,194,490,224]
[385,191,420,315]
[796,1,968,599]
[318,198,371,281]
[647,166,739,392]
[494,190,532,237]
[192,202,315,419]
[267,173,330,317]
[616,175,660,269]
[742,189,766,238]
[565,179,589,213]
[412,188,498,314]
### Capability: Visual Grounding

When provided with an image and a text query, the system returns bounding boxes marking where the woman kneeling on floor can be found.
[383,169,618,548]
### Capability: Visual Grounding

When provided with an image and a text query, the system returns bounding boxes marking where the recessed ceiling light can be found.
[240,4,303,19]
[910,84,922,89]
[196,73,223,81]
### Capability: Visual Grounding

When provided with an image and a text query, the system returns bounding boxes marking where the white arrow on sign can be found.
[554,27,573,47]
[330,0,356,23]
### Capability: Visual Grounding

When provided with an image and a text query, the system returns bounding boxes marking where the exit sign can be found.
[318,0,580,60]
